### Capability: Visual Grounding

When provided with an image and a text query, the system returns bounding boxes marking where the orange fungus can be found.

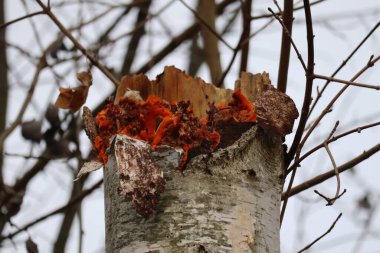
[93,90,256,169]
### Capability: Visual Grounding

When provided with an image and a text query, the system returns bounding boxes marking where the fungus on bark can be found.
[79,66,298,217]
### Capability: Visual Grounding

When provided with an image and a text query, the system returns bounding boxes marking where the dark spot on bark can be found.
[120,174,130,181]
[247,169,256,178]
[198,245,208,253]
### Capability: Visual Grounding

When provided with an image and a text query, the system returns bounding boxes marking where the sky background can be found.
[2,0,380,252]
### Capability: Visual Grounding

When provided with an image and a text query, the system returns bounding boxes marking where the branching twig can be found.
[0,57,47,158]
[313,121,347,205]
[179,0,233,50]
[297,213,343,253]
[314,189,346,205]
[0,179,103,242]
[251,0,327,20]
[136,0,236,74]
[282,55,380,221]
[34,0,120,87]
[217,18,274,87]
[119,0,152,75]
[290,55,380,168]
[281,141,380,199]
[287,120,380,175]
[308,21,380,117]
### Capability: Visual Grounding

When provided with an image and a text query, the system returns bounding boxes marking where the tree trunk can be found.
[104,126,283,253]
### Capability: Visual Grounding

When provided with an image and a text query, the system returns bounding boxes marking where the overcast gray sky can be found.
[2,0,380,252]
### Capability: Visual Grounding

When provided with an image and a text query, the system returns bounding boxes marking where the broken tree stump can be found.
[103,67,285,253]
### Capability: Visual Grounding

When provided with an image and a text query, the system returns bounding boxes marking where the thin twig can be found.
[282,55,380,222]
[0,11,45,30]
[0,57,46,157]
[314,189,346,205]
[120,0,152,75]
[136,0,236,74]
[216,17,274,87]
[290,55,380,170]
[268,7,307,72]
[313,73,380,90]
[34,0,120,87]
[308,21,380,117]
[287,120,380,175]
[318,129,347,205]
[0,179,103,242]
[297,213,343,253]
[3,152,66,160]
[281,141,380,199]
[251,0,327,20]
[179,0,234,50]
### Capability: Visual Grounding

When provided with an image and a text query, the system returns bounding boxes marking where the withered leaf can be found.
[75,160,103,181]
[114,134,165,218]
[255,87,299,136]
[55,72,92,112]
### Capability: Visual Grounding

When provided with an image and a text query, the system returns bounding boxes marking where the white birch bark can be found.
[104,126,283,253]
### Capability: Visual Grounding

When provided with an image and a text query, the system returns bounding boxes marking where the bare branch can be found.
[0,11,45,30]
[297,213,343,253]
[313,121,347,206]
[313,73,380,90]
[197,0,223,84]
[239,0,252,73]
[281,0,315,226]
[119,0,152,75]
[277,0,294,93]
[308,21,380,117]
[268,7,307,72]
[0,57,47,157]
[289,55,380,170]
[0,179,103,242]
[136,0,236,74]
[217,18,274,87]
[34,0,120,87]
[252,0,327,20]
[288,120,380,173]
[179,0,233,50]
[282,141,380,199]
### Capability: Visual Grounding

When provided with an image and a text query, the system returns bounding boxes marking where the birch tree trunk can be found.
[104,125,283,253]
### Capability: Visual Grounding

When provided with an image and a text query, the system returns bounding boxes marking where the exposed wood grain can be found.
[117,66,272,117]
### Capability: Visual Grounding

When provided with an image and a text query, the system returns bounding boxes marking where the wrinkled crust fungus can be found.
[93,89,256,170]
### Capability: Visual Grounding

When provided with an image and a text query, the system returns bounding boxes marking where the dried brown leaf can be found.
[54,72,92,112]
[75,160,103,181]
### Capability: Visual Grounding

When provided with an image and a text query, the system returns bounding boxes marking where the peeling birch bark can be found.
[104,126,283,253]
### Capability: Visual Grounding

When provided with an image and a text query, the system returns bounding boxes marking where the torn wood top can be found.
[116,66,271,118]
